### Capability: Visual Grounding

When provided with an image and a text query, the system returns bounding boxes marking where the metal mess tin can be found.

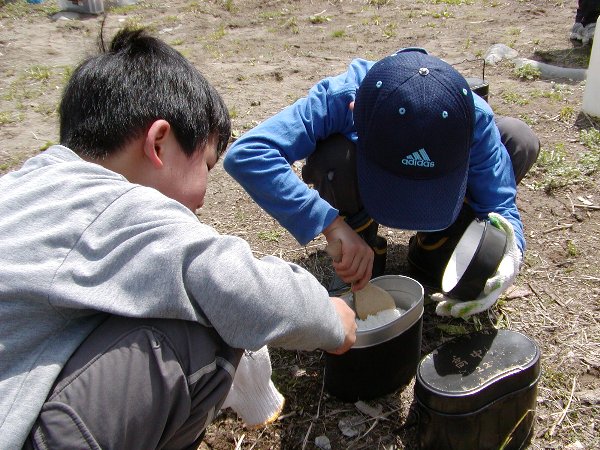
[415,329,541,450]
[325,275,424,402]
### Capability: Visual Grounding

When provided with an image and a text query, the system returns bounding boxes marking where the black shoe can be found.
[407,203,475,288]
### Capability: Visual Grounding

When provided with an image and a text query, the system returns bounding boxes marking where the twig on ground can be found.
[248,428,268,450]
[542,224,573,234]
[566,194,575,215]
[549,376,577,436]
[574,204,600,210]
[301,367,326,450]
[234,433,245,450]
[355,406,403,442]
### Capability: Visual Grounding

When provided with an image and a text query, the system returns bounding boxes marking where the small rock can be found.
[314,435,331,450]
[338,415,366,437]
[577,388,600,405]
[484,43,518,65]
[505,285,532,299]
[355,400,383,418]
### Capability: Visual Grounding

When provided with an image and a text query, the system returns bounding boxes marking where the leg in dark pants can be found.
[26,316,242,450]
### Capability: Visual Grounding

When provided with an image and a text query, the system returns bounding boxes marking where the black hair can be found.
[59,27,231,160]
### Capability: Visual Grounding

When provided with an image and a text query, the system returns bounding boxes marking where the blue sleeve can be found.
[224,59,374,245]
[467,96,526,253]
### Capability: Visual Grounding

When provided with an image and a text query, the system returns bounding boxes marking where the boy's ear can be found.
[143,119,171,169]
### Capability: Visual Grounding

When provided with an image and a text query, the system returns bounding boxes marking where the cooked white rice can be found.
[356,307,405,331]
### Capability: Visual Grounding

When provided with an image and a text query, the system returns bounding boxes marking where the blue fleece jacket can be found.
[224,57,524,254]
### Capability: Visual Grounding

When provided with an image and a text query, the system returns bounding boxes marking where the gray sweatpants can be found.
[26,316,242,450]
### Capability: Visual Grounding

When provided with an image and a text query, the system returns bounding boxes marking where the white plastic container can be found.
[582,24,600,118]
[58,0,104,14]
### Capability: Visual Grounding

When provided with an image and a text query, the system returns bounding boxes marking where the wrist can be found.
[323,215,345,240]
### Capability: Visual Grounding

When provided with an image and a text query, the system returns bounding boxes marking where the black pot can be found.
[415,329,541,450]
[325,275,424,402]
[466,77,490,102]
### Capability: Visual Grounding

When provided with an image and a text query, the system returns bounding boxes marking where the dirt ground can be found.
[1,0,599,449]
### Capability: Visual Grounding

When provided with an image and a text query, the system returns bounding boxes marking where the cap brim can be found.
[357,150,468,231]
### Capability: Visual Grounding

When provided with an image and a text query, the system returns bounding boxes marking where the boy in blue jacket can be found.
[224,48,539,319]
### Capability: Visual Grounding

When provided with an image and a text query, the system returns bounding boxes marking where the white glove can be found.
[221,346,285,427]
[432,213,522,319]
[582,22,596,45]
[570,22,584,41]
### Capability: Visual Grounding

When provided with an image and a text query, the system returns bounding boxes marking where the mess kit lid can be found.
[415,329,540,414]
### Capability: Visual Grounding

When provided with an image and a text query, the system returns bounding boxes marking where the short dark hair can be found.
[59,28,231,160]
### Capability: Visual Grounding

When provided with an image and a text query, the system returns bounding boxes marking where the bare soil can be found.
[1,1,599,449]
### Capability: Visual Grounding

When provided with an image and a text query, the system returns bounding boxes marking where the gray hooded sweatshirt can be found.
[0,145,344,449]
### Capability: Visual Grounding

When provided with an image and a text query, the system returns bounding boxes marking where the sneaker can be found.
[582,22,596,45]
[570,22,584,41]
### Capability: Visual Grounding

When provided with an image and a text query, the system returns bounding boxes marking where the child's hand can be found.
[432,213,522,319]
[324,217,373,290]
[327,296,357,355]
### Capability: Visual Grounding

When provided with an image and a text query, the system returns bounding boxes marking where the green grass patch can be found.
[531,84,572,102]
[566,239,578,257]
[106,4,140,14]
[211,24,226,40]
[529,134,599,192]
[258,230,282,242]
[430,0,474,4]
[26,65,51,83]
[0,0,58,19]
[258,11,283,20]
[558,106,575,123]
[578,128,600,174]
[309,14,330,24]
[513,64,541,80]
[0,111,16,125]
[501,91,529,106]
[382,23,396,38]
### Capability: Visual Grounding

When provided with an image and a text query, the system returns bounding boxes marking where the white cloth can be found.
[432,213,522,318]
[582,22,596,45]
[222,346,285,427]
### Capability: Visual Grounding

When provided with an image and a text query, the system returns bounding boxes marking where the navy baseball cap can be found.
[353,49,475,231]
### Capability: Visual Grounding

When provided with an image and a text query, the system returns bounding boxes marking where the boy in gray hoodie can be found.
[0,28,356,450]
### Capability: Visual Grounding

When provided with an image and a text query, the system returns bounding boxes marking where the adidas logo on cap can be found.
[402,148,435,168]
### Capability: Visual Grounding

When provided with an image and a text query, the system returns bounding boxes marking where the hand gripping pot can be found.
[415,329,541,450]
[442,219,507,300]
[325,275,424,402]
